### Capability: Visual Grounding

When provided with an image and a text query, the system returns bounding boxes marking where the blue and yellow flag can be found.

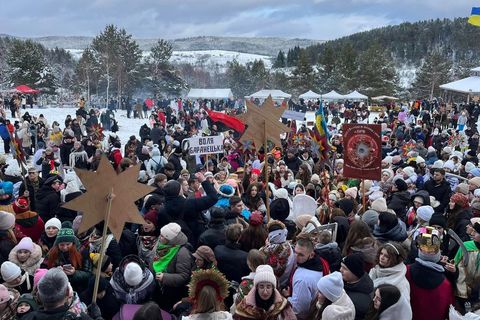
[468,7,480,27]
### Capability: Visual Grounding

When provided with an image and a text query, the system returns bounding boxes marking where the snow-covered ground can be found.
[66,49,272,69]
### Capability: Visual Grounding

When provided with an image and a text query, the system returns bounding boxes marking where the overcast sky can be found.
[1,0,474,40]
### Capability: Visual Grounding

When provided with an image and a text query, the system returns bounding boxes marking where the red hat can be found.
[249,211,264,226]
[144,209,158,227]
[251,168,261,176]
[451,193,469,209]
[13,197,29,214]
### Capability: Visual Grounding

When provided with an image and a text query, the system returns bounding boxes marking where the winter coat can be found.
[69,146,88,169]
[344,273,374,320]
[450,208,473,242]
[234,288,296,320]
[387,191,410,220]
[109,148,123,170]
[8,242,43,275]
[22,304,93,320]
[60,140,75,166]
[156,232,193,288]
[183,312,232,320]
[454,240,480,299]
[315,242,342,272]
[146,149,168,178]
[406,262,454,320]
[88,234,123,271]
[35,184,61,222]
[309,290,355,320]
[368,263,410,301]
[260,241,295,288]
[378,295,412,320]
[0,233,16,266]
[110,255,156,304]
[14,210,44,243]
[198,223,227,249]
[19,177,43,211]
[422,178,451,213]
[373,220,408,243]
[214,241,249,283]
[18,126,32,148]
[36,155,60,180]
[288,257,324,320]
[283,156,302,176]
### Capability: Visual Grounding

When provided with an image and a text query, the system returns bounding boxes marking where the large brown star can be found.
[236,96,291,147]
[62,155,155,240]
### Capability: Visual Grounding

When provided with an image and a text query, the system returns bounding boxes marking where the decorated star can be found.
[236,96,291,147]
[62,155,155,240]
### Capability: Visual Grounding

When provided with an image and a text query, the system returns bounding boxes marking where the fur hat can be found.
[371,198,388,213]
[342,253,365,279]
[316,271,343,302]
[0,211,15,230]
[1,261,21,283]
[270,198,290,221]
[253,265,277,287]
[38,268,69,305]
[44,217,62,231]
[160,222,181,241]
[417,205,434,222]
[123,262,143,287]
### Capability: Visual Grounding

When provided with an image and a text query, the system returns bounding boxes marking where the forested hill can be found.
[303,17,480,66]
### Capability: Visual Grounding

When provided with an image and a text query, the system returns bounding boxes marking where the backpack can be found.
[151,159,163,174]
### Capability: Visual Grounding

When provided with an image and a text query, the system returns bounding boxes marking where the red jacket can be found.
[15,211,45,243]
[406,262,454,320]
[110,148,123,169]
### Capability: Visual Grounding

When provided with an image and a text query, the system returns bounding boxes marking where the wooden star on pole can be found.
[62,155,155,240]
[236,96,291,147]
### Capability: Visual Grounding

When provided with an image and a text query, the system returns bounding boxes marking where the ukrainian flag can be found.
[468,7,480,27]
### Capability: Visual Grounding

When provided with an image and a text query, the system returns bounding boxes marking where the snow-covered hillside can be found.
[66,49,272,69]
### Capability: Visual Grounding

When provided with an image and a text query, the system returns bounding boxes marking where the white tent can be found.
[371,95,399,101]
[322,90,345,100]
[187,88,233,99]
[439,76,480,94]
[246,89,291,100]
[299,90,321,99]
[343,90,368,100]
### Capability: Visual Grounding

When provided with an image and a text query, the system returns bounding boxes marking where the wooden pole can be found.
[264,120,270,222]
[362,179,366,214]
[92,188,114,303]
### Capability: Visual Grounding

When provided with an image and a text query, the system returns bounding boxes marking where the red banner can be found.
[342,124,382,181]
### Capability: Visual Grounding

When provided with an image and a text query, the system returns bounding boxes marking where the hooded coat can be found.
[110,255,156,304]
[234,288,296,320]
[373,220,408,243]
[368,262,410,301]
[378,295,412,320]
[344,273,374,320]
[35,183,61,222]
[8,241,43,275]
[14,210,44,243]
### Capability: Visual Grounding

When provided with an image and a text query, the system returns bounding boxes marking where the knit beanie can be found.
[394,178,408,191]
[469,177,480,188]
[253,265,277,287]
[163,180,181,197]
[44,217,62,231]
[249,211,264,226]
[160,222,181,241]
[38,268,69,305]
[1,261,21,283]
[416,156,425,164]
[15,237,34,252]
[316,271,343,302]
[432,160,444,169]
[54,221,77,245]
[361,210,379,231]
[124,262,143,287]
[12,197,29,214]
[416,205,434,222]
[429,214,447,229]
[0,211,15,231]
[33,269,48,288]
[465,162,476,174]
[17,293,39,311]
[0,284,11,304]
[342,253,365,279]
[402,167,415,178]
[371,198,388,213]
[456,183,470,195]
[451,193,470,209]
[368,191,383,202]
[378,211,398,230]
[270,198,290,221]
[193,246,217,265]
[345,187,358,199]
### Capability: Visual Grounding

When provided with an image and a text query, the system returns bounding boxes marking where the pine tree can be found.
[357,43,398,97]
[74,47,99,101]
[249,59,269,91]
[116,29,143,98]
[290,51,316,95]
[226,60,251,97]
[269,71,290,92]
[412,51,452,99]
[7,39,49,88]
[273,51,286,68]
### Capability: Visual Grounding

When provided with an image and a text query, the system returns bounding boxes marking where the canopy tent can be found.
[439,77,480,94]
[321,90,345,100]
[15,85,40,94]
[187,88,233,100]
[343,90,368,100]
[371,95,399,101]
[246,89,291,100]
[299,90,321,99]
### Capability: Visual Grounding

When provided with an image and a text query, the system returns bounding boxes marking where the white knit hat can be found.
[465,162,476,174]
[443,160,455,171]
[371,198,388,213]
[44,217,62,231]
[474,189,480,197]
[417,205,434,222]
[442,146,452,154]
[427,146,436,153]
[1,261,21,283]
[316,271,343,302]
[402,166,415,177]
[254,265,277,287]
[432,160,444,169]
[160,223,181,241]
[123,262,143,287]
[0,211,15,231]
[416,156,425,164]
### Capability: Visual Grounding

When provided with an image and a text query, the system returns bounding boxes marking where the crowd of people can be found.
[0,95,479,320]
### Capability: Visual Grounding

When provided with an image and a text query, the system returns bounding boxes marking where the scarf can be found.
[268,229,287,244]
[255,290,275,312]
[416,251,444,272]
[152,243,180,273]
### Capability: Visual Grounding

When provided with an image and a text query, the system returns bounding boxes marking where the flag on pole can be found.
[468,7,480,27]
[310,101,330,160]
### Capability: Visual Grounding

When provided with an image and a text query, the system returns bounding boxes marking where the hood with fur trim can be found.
[8,242,43,275]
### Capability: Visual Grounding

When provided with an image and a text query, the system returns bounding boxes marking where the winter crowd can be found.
[0,97,479,320]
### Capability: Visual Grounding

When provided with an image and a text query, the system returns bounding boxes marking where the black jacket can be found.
[198,223,227,249]
[387,190,411,221]
[35,185,61,222]
[214,241,249,283]
[23,305,93,320]
[344,273,374,320]
[422,178,451,213]
[19,177,44,211]
[283,156,302,175]
[373,220,408,243]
